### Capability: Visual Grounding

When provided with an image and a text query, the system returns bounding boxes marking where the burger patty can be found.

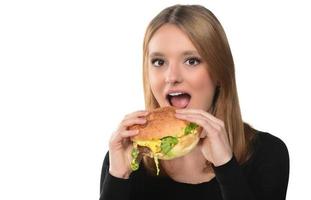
[137,145,152,156]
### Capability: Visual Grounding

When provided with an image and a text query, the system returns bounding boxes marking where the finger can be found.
[123,110,149,121]
[114,110,148,133]
[200,130,207,138]
[118,113,148,131]
[175,113,218,137]
[121,117,147,129]
[175,112,220,131]
[120,130,140,138]
[176,109,223,125]
[111,129,139,144]
[176,109,221,125]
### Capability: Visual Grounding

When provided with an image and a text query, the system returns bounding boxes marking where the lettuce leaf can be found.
[184,122,199,135]
[130,147,140,171]
[160,136,178,155]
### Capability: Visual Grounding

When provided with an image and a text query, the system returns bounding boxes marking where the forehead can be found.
[148,24,198,55]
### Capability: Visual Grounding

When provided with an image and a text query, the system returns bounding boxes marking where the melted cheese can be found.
[154,156,160,175]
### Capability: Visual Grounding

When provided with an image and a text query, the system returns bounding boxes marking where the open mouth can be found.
[166,92,191,108]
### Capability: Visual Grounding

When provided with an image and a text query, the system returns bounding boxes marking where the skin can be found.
[148,24,215,110]
[108,24,232,182]
[108,110,148,178]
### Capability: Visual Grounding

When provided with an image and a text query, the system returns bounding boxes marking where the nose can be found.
[165,62,183,85]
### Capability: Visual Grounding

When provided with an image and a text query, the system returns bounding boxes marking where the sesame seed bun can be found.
[129,106,201,160]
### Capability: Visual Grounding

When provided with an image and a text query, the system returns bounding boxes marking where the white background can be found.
[0,0,310,199]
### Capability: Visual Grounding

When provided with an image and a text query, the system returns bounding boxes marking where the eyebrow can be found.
[149,50,200,57]
[149,52,164,57]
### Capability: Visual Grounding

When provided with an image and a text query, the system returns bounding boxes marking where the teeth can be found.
[169,92,184,96]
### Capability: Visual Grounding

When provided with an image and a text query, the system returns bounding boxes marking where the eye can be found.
[185,57,201,66]
[151,58,165,67]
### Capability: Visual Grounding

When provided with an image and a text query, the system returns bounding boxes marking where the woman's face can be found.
[148,24,216,111]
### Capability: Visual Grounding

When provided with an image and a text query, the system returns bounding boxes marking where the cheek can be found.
[199,77,214,93]
[148,70,164,98]
[192,70,215,91]
[190,70,216,104]
[148,70,157,90]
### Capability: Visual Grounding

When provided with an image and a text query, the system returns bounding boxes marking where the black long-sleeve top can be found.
[99,131,289,200]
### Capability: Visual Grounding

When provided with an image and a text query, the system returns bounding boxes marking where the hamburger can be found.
[129,106,201,175]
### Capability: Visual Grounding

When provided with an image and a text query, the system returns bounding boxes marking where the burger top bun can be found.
[130,106,193,141]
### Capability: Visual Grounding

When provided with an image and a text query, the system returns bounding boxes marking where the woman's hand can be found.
[108,110,148,179]
[175,109,232,167]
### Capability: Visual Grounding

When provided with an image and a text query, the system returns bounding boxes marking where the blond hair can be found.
[142,5,255,173]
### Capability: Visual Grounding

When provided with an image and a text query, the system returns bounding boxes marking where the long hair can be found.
[142,4,255,174]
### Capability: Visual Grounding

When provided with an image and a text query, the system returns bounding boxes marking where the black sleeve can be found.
[99,152,131,200]
[213,156,255,199]
[213,136,289,200]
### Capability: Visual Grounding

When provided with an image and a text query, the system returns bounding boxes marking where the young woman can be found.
[100,4,289,200]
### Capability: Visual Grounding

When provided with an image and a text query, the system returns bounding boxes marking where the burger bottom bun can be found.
[156,132,200,160]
